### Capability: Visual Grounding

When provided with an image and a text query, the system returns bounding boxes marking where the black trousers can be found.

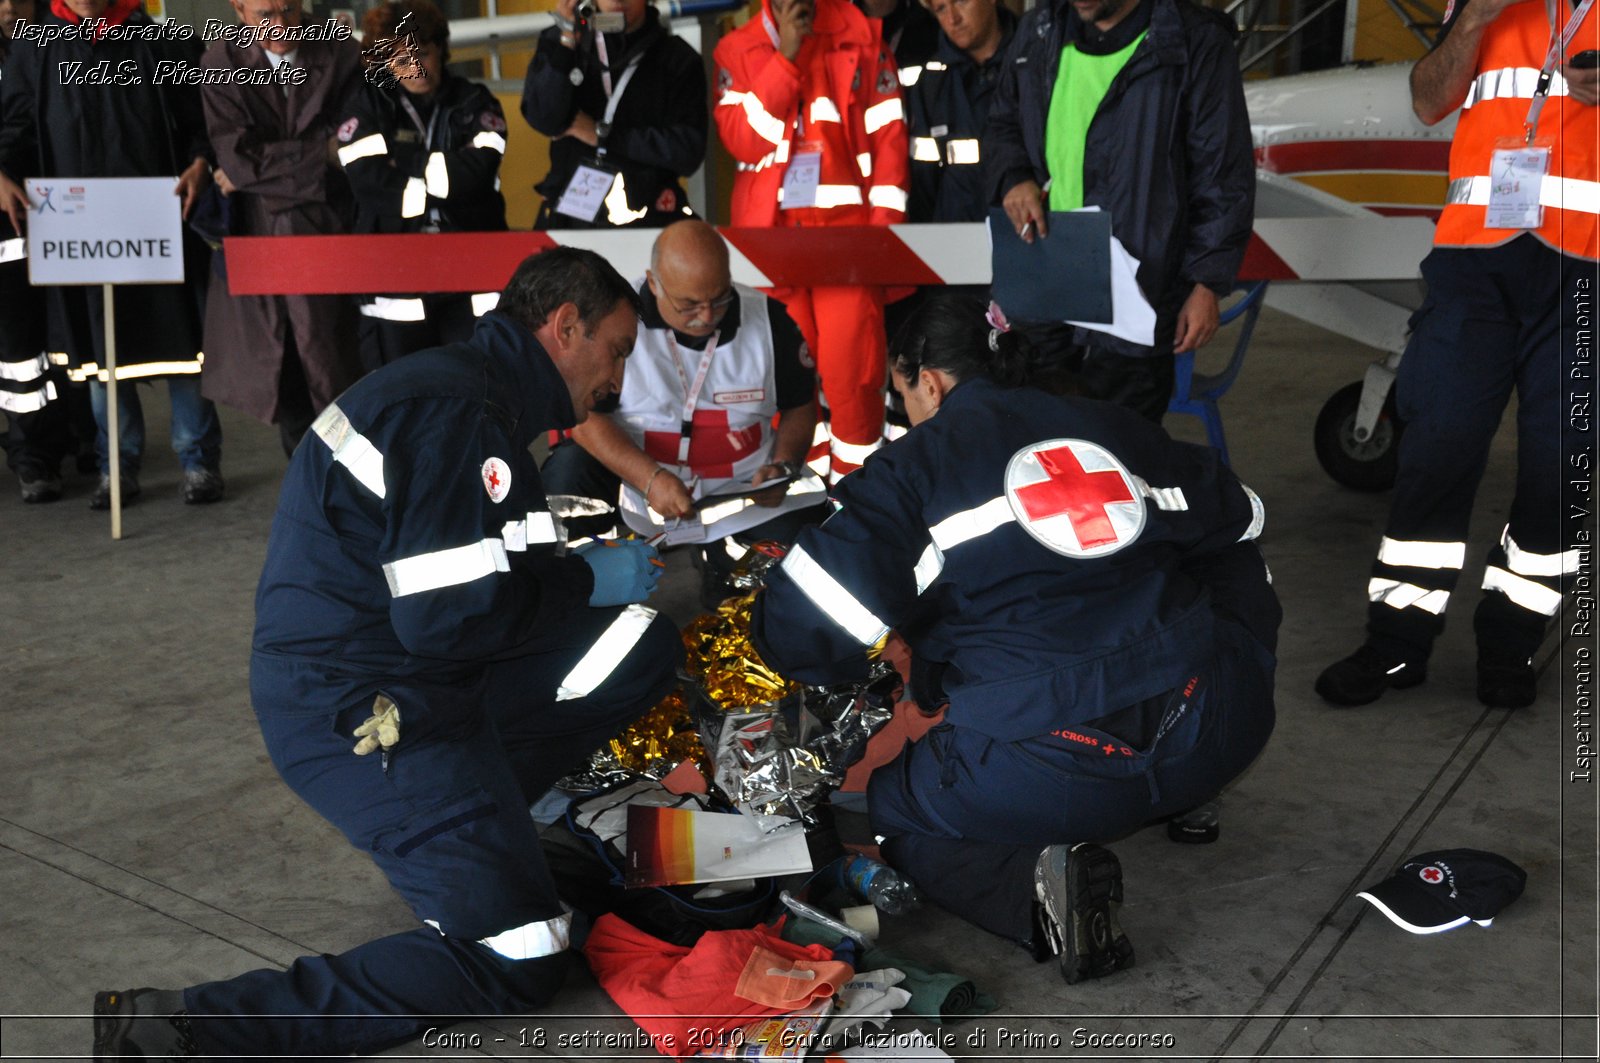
[870,616,1276,947]
[1366,237,1595,664]
[1011,320,1176,424]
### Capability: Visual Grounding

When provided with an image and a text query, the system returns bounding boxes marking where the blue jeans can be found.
[89,376,221,474]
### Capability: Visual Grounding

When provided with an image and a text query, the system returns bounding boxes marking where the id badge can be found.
[1485,139,1551,230]
[780,143,823,210]
[556,161,617,223]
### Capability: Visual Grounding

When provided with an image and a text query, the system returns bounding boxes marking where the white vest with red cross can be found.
[615,283,780,483]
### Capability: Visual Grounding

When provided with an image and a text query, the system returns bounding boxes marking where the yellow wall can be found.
[1349,0,1431,63]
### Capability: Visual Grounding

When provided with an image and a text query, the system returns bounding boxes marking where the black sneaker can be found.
[1167,801,1220,844]
[89,472,141,511]
[93,988,195,1061]
[1314,643,1427,706]
[181,468,225,505]
[1034,843,1135,985]
[18,468,63,504]
[1478,656,1537,709]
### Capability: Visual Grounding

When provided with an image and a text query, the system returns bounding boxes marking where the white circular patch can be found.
[1003,438,1146,558]
[482,457,512,503]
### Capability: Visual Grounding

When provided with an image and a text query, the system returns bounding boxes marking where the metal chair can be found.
[1166,281,1270,466]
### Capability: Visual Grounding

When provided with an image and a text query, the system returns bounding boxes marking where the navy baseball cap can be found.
[1357,849,1528,934]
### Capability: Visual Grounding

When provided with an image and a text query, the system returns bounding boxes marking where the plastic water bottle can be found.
[836,854,923,915]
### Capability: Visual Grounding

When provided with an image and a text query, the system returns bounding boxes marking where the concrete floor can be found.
[1,306,1595,1061]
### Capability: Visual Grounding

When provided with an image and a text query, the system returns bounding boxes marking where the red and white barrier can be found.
[223,217,1437,295]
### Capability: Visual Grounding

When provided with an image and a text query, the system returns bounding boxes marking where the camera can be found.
[576,0,627,35]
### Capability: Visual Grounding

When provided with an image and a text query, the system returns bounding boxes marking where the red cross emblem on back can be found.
[1420,867,1445,885]
[1004,439,1147,558]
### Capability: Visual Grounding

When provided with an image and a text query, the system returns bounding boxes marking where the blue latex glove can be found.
[575,538,663,606]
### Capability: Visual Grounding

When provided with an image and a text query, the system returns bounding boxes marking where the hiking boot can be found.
[1034,843,1135,985]
[1314,643,1427,706]
[93,988,195,1061]
[18,468,63,504]
[1478,656,1537,709]
[181,467,225,505]
[89,472,141,511]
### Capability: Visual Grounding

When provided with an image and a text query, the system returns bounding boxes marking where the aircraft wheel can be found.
[1314,381,1403,492]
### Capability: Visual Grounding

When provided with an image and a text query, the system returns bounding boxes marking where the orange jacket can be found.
[1435,0,1598,260]
[713,0,910,227]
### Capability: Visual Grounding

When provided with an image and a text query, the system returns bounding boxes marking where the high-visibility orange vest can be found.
[1436,0,1599,261]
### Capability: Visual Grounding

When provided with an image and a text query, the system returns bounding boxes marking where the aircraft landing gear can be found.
[1313,353,1405,492]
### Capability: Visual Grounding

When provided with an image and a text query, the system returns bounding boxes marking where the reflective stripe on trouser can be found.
[777,285,886,479]
[1367,238,1592,662]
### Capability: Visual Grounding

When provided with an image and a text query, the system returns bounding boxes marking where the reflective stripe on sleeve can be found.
[359,297,427,322]
[401,176,427,218]
[312,402,387,499]
[471,292,500,316]
[471,130,508,153]
[780,543,890,647]
[1368,577,1449,614]
[1447,175,1600,214]
[897,64,923,86]
[501,511,558,553]
[863,98,904,134]
[945,138,980,165]
[868,185,909,212]
[911,137,940,163]
[1132,476,1188,513]
[0,237,24,263]
[1482,565,1562,615]
[1377,536,1466,570]
[383,538,510,597]
[337,133,388,166]
[913,540,944,594]
[1238,484,1264,541]
[424,152,450,198]
[556,604,659,701]
[479,910,572,960]
[930,496,1015,551]
[809,97,843,124]
[1502,527,1582,577]
[719,90,788,146]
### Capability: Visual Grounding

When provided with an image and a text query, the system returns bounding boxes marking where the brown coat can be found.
[199,36,364,425]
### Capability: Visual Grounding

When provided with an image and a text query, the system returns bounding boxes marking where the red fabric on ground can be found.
[584,914,846,1059]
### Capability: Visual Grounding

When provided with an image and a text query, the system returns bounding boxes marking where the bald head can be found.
[647,220,736,338]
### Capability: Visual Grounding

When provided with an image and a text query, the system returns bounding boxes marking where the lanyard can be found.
[1527,0,1595,143]
[398,95,440,149]
[667,329,719,466]
[594,31,644,120]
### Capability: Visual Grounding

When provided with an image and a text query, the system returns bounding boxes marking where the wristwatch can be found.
[768,460,802,479]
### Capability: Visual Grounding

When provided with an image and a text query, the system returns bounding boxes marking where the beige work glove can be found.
[352,694,401,756]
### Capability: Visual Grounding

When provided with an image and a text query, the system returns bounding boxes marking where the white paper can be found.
[26,177,184,286]
[780,151,822,210]
[556,164,615,222]
[1065,229,1157,346]
[1485,147,1549,230]
[617,472,828,546]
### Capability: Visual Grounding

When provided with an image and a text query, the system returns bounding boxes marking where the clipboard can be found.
[988,207,1113,323]
[695,474,796,505]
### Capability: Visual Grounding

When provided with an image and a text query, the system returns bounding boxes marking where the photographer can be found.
[520,0,706,229]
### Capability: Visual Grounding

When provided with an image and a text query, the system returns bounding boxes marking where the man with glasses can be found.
[542,220,825,607]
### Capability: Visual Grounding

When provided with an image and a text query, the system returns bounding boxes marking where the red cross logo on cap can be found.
[1420,866,1445,885]
[1004,439,1147,558]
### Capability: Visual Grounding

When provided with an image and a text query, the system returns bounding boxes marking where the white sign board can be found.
[26,177,184,285]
